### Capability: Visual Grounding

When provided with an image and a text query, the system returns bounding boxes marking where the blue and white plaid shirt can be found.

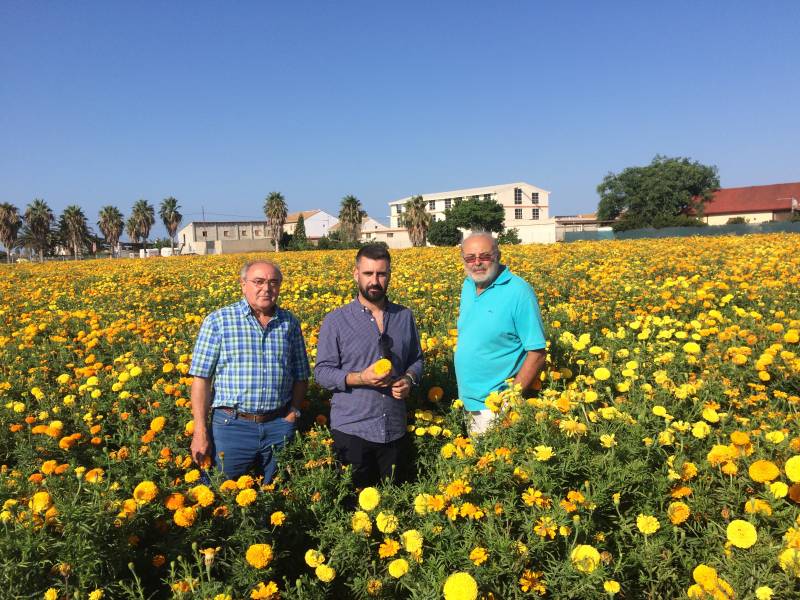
[189,298,310,413]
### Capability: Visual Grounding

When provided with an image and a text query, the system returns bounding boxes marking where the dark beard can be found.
[359,283,386,302]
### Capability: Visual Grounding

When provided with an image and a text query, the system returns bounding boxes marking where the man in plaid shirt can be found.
[189,260,310,483]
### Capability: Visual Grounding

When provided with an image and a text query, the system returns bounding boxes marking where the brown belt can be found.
[216,405,288,423]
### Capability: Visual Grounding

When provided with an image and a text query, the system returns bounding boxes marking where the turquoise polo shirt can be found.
[454,266,546,411]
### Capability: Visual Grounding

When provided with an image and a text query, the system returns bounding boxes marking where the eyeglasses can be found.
[378,333,392,359]
[462,252,495,264]
[247,278,281,288]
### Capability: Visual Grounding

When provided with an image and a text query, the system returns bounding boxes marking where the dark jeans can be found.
[331,429,408,488]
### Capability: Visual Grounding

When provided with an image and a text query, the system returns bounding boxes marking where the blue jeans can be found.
[210,409,296,483]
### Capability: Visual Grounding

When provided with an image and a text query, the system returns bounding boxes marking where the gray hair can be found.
[239,259,283,282]
[460,231,499,255]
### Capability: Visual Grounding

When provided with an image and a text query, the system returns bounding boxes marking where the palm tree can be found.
[158,197,182,255]
[98,206,124,258]
[60,205,91,260]
[263,192,287,252]
[130,199,155,251]
[0,203,22,263]
[403,195,432,247]
[125,216,141,251]
[339,195,366,243]
[24,199,54,261]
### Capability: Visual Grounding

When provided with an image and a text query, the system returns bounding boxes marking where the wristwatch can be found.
[291,407,301,418]
[403,373,418,387]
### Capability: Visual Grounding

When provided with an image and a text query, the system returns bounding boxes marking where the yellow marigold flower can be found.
[376,511,398,533]
[401,529,423,554]
[88,590,104,600]
[188,484,215,507]
[755,586,773,600]
[559,416,588,437]
[150,416,166,433]
[785,455,800,482]
[603,580,621,594]
[173,506,197,527]
[692,564,718,591]
[351,510,372,535]
[372,358,392,376]
[570,544,600,573]
[236,488,257,507]
[84,467,104,484]
[636,514,660,535]
[250,581,280,599]
[749,459,780,483]
[378,538,401,558]
[593,367,610,381]
[236,474,255,489]
[219,480,238,494]
[387,558,409,578]
[44,589,58,600]
[443,572,478,600]
[414,493,431,515]
[469,546,488,565]
[534,515,557,539]
[132,481,158,504]
[745,498,772,516]
[315,564,336,583]
[765,431,785,444]
[366,579,383,596]
[778,547,800,577]
[164,493,185,511]
[358,487,381,511]
[683,341,701,354]
[518,569,545,594]
[304,549,326,567]
[534,445,554,461]
[769,481,788,499]
[726,519,757,548]
[600,434,617,448]
[270,511,286,526]
[245,543,274,569]
[667,501,690,525]
[29,491,53,514]
[184,469,200,483]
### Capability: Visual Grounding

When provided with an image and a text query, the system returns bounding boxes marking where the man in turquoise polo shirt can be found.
[454,232,547,435]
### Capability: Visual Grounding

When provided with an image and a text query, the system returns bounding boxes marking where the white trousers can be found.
[467,409,496,436]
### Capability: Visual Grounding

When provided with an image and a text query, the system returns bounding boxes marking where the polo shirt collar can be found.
[465,265,511,293]
[349,297,396,315]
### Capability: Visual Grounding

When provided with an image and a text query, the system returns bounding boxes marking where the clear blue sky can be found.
[2,1,798,239]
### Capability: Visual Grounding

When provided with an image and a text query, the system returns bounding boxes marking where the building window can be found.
[241,230,247,236]
[395,205,402,214]
[532,192,539,204]
[470,195,479,201]
[428,200,436,210]
[387,233,394,238]
[514,188,522,204]
[514,208,523,220]
[254,229,261,236]
[223,230,230,237]
[366,233,372,239]
[453,197,462,203]
[532,208,540,220]
[444,199,452,209]
[201,231,207,238]
[484,193,491,201]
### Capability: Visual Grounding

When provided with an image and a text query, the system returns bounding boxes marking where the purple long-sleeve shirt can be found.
[314,298,424,444]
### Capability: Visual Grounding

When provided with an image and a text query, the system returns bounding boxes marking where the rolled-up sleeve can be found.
[313,313,348,392]
[289,318,311,381]
[189,314,220,378]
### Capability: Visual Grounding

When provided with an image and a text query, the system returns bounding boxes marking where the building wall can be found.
[369,229,412,249]
[177,222,272,255]
[388,182,550,230]
[704,211,775,225]
[514,222,558,244]
[305,212,338,238]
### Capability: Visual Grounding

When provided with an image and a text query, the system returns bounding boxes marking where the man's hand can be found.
[190,428,211,467]
[283,408,300,424]
[359,362,393,387]
[390,376,411,400]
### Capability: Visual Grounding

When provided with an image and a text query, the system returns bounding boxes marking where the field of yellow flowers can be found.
[1,234,800,600]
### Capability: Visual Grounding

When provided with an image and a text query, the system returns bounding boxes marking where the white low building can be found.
[387,181,556,245]
[283,209,338,242]
[177,221,274,255]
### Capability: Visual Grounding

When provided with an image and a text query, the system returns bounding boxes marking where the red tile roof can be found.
[700,182,800,215]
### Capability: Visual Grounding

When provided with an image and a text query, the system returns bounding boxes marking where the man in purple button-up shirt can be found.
[314,244,423,488]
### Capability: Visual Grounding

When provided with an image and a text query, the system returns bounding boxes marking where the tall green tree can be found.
[98,206,124,257]
[597,155,720,231]
[59,205,91,260]
[427,219,463,246]
[338,195,365,243]
[264,192,288,252]
[292,213,308,250]
[402,195,432,247]
[23,199,54,261]
[130,199,155,251]
[445,197,505,233]
[158,197,182,254]
[125,216,140,251]
[0,203,22,263]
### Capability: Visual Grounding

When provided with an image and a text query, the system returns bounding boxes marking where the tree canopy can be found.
[338,195,366,243]
[264,192,288,252]
[402,195,432,247]
[445,198,505,233]
[427,219,463,246]
[597,155,719,231]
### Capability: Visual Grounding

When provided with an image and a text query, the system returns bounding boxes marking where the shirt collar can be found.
[238,297,284,322]
[349,296,395,315]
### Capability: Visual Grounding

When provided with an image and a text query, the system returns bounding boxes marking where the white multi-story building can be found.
[177,221,274,255]
[387,182,556,244]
